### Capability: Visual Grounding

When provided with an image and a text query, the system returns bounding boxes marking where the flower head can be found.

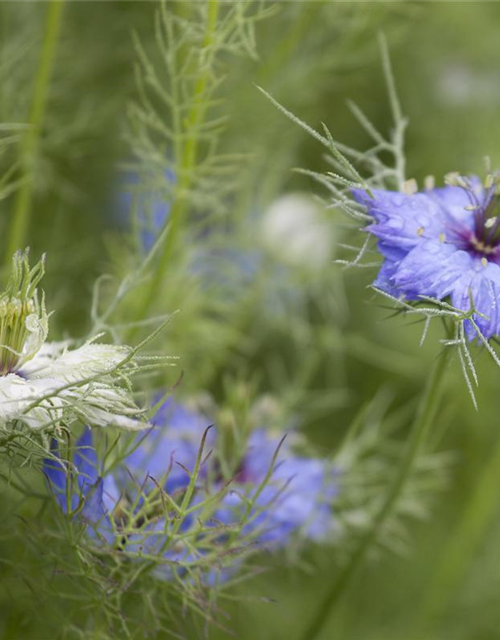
[123,398,337,547]
[44,399,337,568]
[353,174,500,339]
[0,250,47,375]
[44,403,213,543]
[0,251,148,431]
[216,427,337,544]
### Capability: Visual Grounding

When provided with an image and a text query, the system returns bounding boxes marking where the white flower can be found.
[0,341,148,431]
[261,192,334,269]
[0,251,150,432]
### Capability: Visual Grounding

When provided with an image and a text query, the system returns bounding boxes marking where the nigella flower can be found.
[0,251,148,431]
[127,399,336,547]
[44,402,214,547]
[45,399,337,566]
[353,174,500,339]
[215,427,337,545]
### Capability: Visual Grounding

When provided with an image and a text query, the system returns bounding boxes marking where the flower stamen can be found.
[0,250,47,375]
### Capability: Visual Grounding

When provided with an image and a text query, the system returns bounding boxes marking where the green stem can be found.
[128,0,219,342]
[299,348,450,640]
[5,0,65,260]
[419,428,500,632]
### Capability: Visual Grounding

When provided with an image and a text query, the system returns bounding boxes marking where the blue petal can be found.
[216,430,336,546]
[240,428,285,480]
[450,260,500,339]
[392,240,471,299]
[377,241,408,263]
[81,478,106,522]
[426,178,483,231]
[267,457,336,542]
[80,478,115,543]
[124,400,214,494]
[373,258,404,296]
[370,242,409,296]
[101,474,121,513]
[353,189,448,250]
[43,441,69,512]
[73,427,99,493]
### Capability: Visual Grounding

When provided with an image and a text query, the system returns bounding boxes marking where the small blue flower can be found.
[353,176,500,339]
[216,428,336,545]
[132,401,337,547]
[44,400,336,579]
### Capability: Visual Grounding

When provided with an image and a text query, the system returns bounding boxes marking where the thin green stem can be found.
[419,428,500,632]
[298,348,450,640]
[5,0,65,260]
[128,0,219,342]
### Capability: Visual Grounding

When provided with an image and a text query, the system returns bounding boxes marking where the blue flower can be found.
[122,400,214,495]
[43,428,117,538]
[44,402,213,550]
[216,428,336,545]
[130,401,337,547]
[44,399,336,576]
[353,176,500,339]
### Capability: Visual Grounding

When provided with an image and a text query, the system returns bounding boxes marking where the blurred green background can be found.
[1,2,500,639]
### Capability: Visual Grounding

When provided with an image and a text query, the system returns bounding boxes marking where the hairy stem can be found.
[298,348,450,640]
[5,0,65,260]
[129,0,219,341]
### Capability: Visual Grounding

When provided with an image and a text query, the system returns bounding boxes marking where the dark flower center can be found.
[473,193,500,248]
[453,189,500,261]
